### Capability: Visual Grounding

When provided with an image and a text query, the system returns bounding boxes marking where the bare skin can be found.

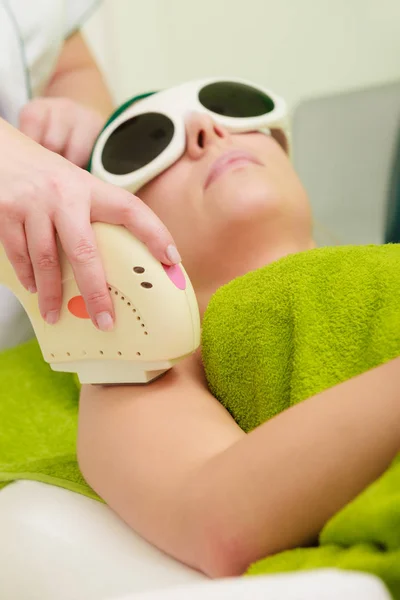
[77,110,400,578]
[79,352,400,577]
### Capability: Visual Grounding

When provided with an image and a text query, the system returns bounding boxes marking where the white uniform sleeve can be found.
[64,0,102,38]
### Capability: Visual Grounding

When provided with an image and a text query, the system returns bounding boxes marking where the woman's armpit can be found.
[76,355,243,563]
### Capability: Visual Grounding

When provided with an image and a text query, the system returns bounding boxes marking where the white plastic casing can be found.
[0,223,200,384]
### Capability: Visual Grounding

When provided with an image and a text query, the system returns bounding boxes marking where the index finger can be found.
[90,177,182,266]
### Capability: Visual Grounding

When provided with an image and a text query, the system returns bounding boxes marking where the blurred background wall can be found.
[83,0,400,245]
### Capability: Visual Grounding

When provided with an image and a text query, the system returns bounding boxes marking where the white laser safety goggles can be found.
[90,77,290,193]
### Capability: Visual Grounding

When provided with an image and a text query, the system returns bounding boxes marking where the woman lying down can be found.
[78,79,400,578]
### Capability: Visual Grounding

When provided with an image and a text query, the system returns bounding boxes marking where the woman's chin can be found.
[209,174,283,223]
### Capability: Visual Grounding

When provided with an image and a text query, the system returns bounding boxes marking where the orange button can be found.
[68,296,90,319]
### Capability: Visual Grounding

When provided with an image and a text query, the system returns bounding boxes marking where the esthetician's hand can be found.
[0,117,181,331]
[19,97,104,169]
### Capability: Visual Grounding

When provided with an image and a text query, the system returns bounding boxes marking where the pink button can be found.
[162,264,186,290]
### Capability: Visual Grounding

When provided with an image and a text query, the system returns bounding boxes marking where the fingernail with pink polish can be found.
[96,311,114,332]
[166,245,182,265]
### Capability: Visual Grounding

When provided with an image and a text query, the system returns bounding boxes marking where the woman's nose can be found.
[185,112,229,159]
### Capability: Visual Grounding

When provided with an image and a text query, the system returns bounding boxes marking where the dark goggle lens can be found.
[101,112,174,175]
[199,81,275,118]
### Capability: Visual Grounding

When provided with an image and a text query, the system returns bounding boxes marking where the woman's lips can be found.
[205,150,262,189]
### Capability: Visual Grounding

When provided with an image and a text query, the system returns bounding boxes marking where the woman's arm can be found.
[78,354,400,578]
[43,31,113,118]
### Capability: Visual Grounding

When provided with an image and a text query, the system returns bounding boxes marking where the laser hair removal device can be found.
[0,223,201,384]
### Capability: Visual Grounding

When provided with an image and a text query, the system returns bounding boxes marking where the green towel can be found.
[1,243,400,596]
[0,339,99,501]
[202,244,400,432]
[202,244,400,598]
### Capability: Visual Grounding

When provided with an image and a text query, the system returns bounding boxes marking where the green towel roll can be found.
[202,244,400,432]
[0,339,98,500]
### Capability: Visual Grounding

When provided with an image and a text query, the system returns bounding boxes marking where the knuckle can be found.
[57,97,74,112]
[119,196,137,220]
[43,136,60,154]
[118,195,169,240]
[49,172,89,210]
[0,174,72,221]
[89,111,104,130]
[11,251,31,266]
[120,192,147,217]
[85,289,109,306]
[34,250,59,271]
[13,173,51,207]
[43,292,62,305]
[44,172,67,197]
[43,173,79,214]
[70,239,97,265]
[19,101,41,125]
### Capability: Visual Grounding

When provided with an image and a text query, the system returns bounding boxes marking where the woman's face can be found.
[138,112,313,289]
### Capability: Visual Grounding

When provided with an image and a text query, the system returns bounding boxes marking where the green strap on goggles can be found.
[86,91,156,173]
